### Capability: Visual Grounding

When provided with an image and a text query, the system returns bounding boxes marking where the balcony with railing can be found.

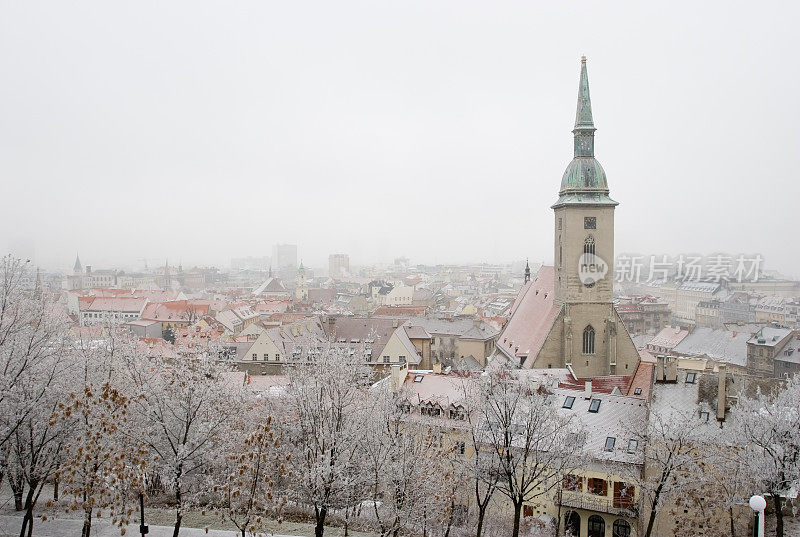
[556,490,637,518]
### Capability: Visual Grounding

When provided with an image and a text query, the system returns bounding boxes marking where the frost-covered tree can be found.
[55,335,146,537]
[635,407,705,537]
[0,255,68,452]
[478,369,582,537]
[360,385,452,537]
[730,379,800,537]
[8,361,72,537]
[280,347,372,537]
[124,350,245,537]
[215,418,287,537]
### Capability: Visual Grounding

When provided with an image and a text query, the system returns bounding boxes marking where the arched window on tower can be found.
[583,325,595,355]
[584,236,596,260]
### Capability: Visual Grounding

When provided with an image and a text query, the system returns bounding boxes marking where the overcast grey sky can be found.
[1,1,798,275]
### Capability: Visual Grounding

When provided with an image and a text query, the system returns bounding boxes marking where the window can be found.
[613,519,631,537]
[700,411,710,422]
[414,375,424,383]
[626,439,638,453]
[588,515,605,536]
[588,478,608,496]
[604,437,616,452]
[563,396,576,409]
[562,474,583,492]
[450,406,466,421]
[275,353,280,360]
[686,372,697,384]
[263,353,268,360]
[588,399,601,413]
[583,325,596,355]
[383,356,390,363]
[252,353,257,361]
[584,235,596,257]
[634,388,642,395]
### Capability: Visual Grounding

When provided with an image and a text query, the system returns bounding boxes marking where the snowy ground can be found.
[0,484,375,537]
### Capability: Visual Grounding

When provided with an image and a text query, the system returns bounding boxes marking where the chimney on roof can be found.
[433,362,442,374]
[584,380,592,399]
[390,362,408,391]
[392,319,399,328]
[716,365,727,421]
[328,316,336,338]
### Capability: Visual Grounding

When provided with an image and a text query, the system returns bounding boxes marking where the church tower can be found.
[550,57,630,376]
[295,261,308,302]
[496,58,640,379]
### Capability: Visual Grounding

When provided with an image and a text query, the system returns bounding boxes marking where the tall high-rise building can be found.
[497,58,640,378]
[271,244,298,271]
[328,253,350,277]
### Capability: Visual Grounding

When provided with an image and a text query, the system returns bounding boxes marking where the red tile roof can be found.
[498,266,560,367]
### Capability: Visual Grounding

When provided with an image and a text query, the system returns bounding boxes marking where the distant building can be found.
[746,326,799,378]
[328,253,350,277]
[295,263,308,302]
[271,244,297,271]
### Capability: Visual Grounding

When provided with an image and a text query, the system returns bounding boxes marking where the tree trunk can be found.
[729,506,736,537]
[82,508,93,537]
[10,474,24,511]
[172,467,183,537]
[19,486,38,537]
[511,499,522,537]
[773,494,784,537]
[53,479,59,501]
[315,505,327,537]
[476,506,487,537]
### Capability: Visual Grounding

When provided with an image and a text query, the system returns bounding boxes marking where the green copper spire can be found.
[574,56,595,131]
[552,57,617,208]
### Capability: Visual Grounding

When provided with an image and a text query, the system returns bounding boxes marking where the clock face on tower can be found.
[584,217,596,229]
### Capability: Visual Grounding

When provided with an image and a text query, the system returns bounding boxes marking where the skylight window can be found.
[588,399,601,413]
[627,439,638,453]
[413,375,424,383]
[686,372,697,384]
[563,396,575,409]
[634,388,642,395]
[604,437,616,452]
[700,411,710,422]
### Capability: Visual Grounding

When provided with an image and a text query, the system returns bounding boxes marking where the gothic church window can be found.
[583,325,595,354]
[584,236,596,258]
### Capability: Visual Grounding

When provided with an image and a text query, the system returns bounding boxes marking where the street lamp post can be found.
[749,495,766,537]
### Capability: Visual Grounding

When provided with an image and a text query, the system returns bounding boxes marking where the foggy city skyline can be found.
[2,1,799,276]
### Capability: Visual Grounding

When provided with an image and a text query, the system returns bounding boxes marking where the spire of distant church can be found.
[524,259,531,283]
[73,254,82,274]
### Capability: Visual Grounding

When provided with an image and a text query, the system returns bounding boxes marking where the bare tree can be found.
[0,255,68,452]
[730,379,800,537]
[634,407,704,537]
[215,418,286,537]
[478,369,582,537]
[124,349,245,537]
[281,346,372,537]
